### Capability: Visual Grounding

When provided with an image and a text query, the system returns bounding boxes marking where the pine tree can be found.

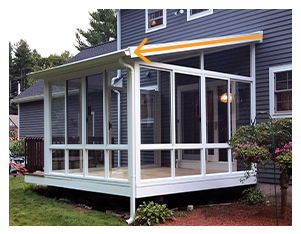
[13,39,34,92]
[75,9,117,51]
[9,42,18,114]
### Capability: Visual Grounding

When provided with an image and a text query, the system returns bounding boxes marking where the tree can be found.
[9,42,18,115]
[9,40,73,114]
[13,39,34,92]
[75,9,117,51]
[34,51,73,71]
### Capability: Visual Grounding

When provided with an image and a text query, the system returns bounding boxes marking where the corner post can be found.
[250,43,256,122]
[44,80,51,174]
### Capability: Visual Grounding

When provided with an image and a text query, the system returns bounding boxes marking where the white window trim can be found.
[187,9,213,21]
[145,9,167,33]
[269,64,292,118]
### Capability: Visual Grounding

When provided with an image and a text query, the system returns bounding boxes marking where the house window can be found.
[187,9,213,21]
[269,64,292,118]
[145,9,166,33]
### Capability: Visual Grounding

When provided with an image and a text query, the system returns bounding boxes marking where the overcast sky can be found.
[6,1,175,57]
[8,3,96,57]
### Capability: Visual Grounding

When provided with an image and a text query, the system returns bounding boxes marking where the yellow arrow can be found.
[134,34,263,64]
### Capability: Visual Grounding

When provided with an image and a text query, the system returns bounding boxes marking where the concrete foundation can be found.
[257,183,292,205]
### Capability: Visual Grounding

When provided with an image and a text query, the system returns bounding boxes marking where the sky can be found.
[5,1,184,58]
[7,3,96,57]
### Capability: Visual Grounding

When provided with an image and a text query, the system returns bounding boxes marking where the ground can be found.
[154,202,292,226]
[11,173,292,226]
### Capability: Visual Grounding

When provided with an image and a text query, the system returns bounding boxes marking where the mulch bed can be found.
[9,173,25,178]
[155,202,292,226]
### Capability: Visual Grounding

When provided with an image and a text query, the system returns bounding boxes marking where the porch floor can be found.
[48,166,235,180]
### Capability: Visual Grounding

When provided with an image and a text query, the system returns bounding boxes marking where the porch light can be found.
[220,93,232,103]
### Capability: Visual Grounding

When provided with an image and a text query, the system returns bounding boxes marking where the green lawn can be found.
[9,177,127,226]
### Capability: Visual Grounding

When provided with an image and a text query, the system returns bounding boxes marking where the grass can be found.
[9,177,127,226]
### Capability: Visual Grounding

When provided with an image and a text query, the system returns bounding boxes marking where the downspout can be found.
[119,57,135,225]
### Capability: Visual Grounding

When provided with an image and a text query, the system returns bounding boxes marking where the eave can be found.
[129,31,263,60]
[27,49,131,81]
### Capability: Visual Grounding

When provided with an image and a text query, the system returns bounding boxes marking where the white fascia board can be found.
[12,94,44,104]
[27,49,131,80]
[129,31,263,59]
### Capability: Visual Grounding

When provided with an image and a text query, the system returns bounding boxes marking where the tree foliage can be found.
[75,9,117,51]
[9,40,72,114]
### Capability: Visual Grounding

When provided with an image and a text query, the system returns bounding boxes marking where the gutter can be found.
[119,57,136,225]
[12,94,44,104]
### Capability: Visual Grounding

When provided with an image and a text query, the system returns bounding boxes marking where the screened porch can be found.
[25,31,262,223]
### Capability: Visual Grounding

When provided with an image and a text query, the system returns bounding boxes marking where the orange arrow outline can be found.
[133,38,150,63]
[134,34,262,64]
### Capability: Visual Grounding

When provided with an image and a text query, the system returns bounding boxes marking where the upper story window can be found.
[187,9,213,21]
[269,64,292,118]
[145,9,166,33]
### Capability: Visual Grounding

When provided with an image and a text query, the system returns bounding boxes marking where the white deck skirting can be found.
[25,170,256,199]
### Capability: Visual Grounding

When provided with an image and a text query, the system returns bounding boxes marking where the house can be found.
[15,9,292,223]
[9,115,18,132]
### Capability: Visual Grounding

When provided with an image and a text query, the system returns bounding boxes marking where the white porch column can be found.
[44,80,51,174]
[250,43,256,121]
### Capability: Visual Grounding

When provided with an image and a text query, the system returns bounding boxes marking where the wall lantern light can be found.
[174,9,185,16]
[220,93,232,103]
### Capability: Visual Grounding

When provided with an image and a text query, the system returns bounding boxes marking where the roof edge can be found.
[12,94,44,104]
[27,48,130,80]
[129,31,263,59]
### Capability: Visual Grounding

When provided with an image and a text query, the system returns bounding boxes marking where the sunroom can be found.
[25,31,263,223]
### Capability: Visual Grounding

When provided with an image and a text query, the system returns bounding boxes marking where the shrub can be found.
[134,201,174,226]
[9,139,25,156]
[229,118,292,179]
[229,118,292,154]
[242,187,265,206]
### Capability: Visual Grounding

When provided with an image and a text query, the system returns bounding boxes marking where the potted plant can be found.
[274,142,292,175]
[231,142,270,182]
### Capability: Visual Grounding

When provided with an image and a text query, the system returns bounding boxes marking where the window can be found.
[145,9,166,33]
[51,80,65,144]
[269,64,292,118]
[67,78,82,144]
[86,73,103,144]
[187,9,213,21]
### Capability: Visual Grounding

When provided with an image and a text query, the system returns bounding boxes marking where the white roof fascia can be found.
[129,31,263,59]
[12,94,44,104]
[27,49,131,80]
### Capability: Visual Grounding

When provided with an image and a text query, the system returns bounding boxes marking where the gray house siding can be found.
[120,9,292,184]
[19,101,44,139]
[121,9,292,118]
